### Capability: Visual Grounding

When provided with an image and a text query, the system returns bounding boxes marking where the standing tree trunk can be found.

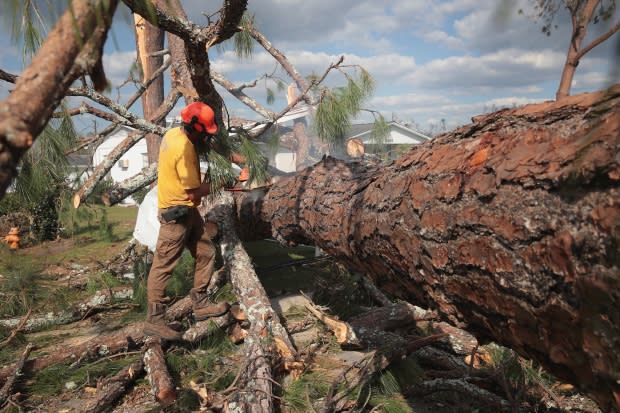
[234,86,620,411]
[554,0,620,100]
[134,13,165,164]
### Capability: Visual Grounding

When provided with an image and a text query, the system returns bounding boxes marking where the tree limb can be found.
[0,0,119,197]
[576,19,620,60]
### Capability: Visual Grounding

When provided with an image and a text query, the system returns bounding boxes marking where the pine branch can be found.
[211,70,276,120]
[247,26,312,104]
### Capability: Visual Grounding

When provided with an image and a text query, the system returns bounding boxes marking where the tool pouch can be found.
[161,205,189,223]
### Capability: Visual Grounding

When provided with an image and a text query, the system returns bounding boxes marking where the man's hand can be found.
[186,182,211,203]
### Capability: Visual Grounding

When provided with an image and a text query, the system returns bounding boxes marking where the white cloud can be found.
[403,48,566,92]
[102,51,136,86]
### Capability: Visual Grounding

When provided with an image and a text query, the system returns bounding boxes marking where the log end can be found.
[72,193,81,209]
[101,192,111,207]
[156,388,177,406]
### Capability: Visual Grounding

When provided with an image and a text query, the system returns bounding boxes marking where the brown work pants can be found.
[147,207,215,303]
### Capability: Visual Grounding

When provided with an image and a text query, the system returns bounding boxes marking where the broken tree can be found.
[234,86,620,411]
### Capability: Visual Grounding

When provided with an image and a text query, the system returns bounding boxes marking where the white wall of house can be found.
[93,126,148,204]
[274,149,297,173]
[351,124,430,145]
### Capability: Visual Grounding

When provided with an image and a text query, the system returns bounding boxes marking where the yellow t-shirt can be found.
[157,127,201,209]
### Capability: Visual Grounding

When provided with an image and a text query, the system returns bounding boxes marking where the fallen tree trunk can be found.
[0,287,134,332]
[205,192,300,412]
[235,86,620,410]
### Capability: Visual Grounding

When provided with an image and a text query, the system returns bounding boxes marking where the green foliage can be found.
[86,271,122,295]
[30,189,60,242]
[211,282,236,303]
[367,114,392,160]
[206,151,236,192]
[131,251,151,310]
[85,176,114,205]
[520,0,618,36]
[266,87,275,104]
[314,69,375,145]
[3,0,63,62]
[237,135,269,185]
[97,207,115,242]
[166,323,236,390]
[31,355,140,396]
[0,192,25,216]
[6,111,79,244]
[165,250,195,299]
[233,13,255,59]
[131,186,150,205]
[282,372,330,412]
[484,342,557,402]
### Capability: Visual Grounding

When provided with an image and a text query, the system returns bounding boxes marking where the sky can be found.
[0,0,619,136]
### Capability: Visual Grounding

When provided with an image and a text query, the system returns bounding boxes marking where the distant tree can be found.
[522,0,620,100]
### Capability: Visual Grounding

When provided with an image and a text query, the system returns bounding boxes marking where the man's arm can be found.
[186,182,210,203]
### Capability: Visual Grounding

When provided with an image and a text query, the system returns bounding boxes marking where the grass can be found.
[30,354,141,397]
[0,205,138,273]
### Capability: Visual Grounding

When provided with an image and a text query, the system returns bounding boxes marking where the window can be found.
[119,159,129,170]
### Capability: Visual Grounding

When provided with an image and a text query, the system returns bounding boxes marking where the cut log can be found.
[306,300,436,348]
[144,339,176,406]
[182,311,236,342]
[82,359,144,413]
[233,86,620,411]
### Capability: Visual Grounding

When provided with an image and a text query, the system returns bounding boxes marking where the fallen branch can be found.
[0,287,134,333]
[404,377,511,412]
[358,274,392,307]
[0,309,32,350]
[0,343,34,408]
[144,340,176,406]
[0,323,145,385]
[82,359,144,413]
[182,311,236,342]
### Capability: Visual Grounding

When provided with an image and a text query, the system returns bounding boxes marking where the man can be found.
[144,101,230,341]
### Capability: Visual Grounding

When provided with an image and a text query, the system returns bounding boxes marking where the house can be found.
[345,121,431,160]
[259,116,431,172]
[92,125,149,204]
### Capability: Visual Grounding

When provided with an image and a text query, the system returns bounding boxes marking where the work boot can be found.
[190,288,230,321]
[144,302,183,341]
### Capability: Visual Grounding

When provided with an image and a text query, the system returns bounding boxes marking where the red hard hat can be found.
[180,102,218,134]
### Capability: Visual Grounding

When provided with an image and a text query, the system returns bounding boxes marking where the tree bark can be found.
[234,86,620,410]
[205,192,298,412]
[144,340,176,406]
